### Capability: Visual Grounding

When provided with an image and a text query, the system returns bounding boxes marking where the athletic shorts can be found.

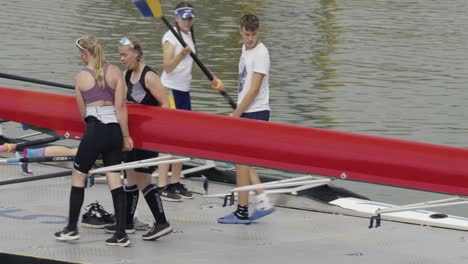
[74,116,123,174]
[241,110,270,121]
[169,89,191,110]
[124,148,159,174]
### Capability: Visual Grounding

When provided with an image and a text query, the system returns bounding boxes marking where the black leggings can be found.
[73,116,123,174]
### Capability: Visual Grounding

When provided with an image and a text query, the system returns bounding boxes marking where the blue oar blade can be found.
[132,0,163,18]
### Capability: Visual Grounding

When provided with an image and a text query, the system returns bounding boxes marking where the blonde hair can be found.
[76,34,106,88]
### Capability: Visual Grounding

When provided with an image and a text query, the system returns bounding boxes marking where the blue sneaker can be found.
[250,207,276,221]
[217,212,252,225]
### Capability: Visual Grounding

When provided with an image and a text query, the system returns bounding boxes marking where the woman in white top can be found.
[157,1,197,201]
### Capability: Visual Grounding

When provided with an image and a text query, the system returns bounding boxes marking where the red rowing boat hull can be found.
[1,86,468,195]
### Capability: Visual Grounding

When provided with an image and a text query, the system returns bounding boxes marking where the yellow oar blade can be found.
[132,0,163,18]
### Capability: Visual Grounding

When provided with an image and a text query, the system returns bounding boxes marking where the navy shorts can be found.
[124,148,159,174]
[169,89,191,110]
[74,116,123,174]
[241,110,270,121]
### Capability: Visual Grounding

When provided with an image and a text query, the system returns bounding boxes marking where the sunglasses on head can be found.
[119,37,135,48]
[75,37,87,51]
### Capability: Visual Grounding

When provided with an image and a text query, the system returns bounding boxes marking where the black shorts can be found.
[241,110,270,121]
[74,116,123,174]
[124,148,160,174]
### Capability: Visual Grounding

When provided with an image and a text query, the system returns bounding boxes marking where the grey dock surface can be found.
[1,161,468,264]
[1,121,468,263]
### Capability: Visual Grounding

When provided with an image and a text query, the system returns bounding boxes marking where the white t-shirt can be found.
[238,42,270,113]
[160,28,196,92]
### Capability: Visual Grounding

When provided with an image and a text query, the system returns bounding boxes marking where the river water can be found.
[1,0,468,211]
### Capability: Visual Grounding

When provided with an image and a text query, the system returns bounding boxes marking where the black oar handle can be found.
[14,136,63,151]
[160,16,237,109]
[0,170,72,186]
[18,156,75,163]
[0,72,74,90]
[220,91,237,109]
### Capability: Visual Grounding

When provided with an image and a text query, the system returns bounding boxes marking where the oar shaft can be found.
[90,157,190,174]
[1,156,75,164]
[0,72,74,90]
[0,170,72,186]
[159,16,236,109]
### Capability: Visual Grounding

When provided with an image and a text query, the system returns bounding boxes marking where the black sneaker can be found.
[81,211,109,229]
[103,223,136,234]
[54,227,80,241]
[157,186,183,202]
[105,234,131,247]
[169,182,193,199]
[90,201,115,225]
[142,222,173,241]
[81,202,115,228]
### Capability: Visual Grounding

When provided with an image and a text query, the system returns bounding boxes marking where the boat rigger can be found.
[1,86,468,196]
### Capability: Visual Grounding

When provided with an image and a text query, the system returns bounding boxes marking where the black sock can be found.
[111,187,126,238]
[124,185,139,225]
[234,205,249,219]
[67,186,85,230]
[143,184,167,224]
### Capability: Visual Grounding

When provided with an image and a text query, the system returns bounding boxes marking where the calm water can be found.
[2,0,468,209]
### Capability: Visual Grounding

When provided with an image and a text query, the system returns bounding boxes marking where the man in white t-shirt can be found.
[218,14,276,225]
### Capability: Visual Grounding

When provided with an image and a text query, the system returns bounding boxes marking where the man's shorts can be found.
[240,110,270,121]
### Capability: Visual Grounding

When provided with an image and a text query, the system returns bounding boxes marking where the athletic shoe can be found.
[54,227,80,241]
[91,201,115,225]
[81,202,114,228]
[103,223,136,234]
[81,210,110,229]
[168,182,193,199]
[250,207,276,221]
[217,212,252,225]
[157,186,183,202]
[142,222,173,241]
[20,163,33,176]
[133,216,150,231]
[105,234,131,247]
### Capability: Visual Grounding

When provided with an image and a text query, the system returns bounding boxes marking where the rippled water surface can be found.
[2,1,468,206]
[2,0,468,145]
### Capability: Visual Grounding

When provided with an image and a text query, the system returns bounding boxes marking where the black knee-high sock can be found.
[67,186,85,230]
[142,184,167,224]
[111,187,126,238]
[124,185,139,225]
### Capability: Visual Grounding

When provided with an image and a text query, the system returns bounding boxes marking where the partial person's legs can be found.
[120,169,139,233]
[54,169,87,240]
[217,164,252,224]
[140,172,173,241]
[157,153,182,202]
[105,171,130,246]
[248,168,276,220]
[167,162,193,199]
[24,146,77,158]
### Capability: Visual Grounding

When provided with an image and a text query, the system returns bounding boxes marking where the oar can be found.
[132,0,237,109]
[0,72,74,90]
[0,156,75,164]
[0,135,63,153]
[0,170,72,186]
[90,157,190,174]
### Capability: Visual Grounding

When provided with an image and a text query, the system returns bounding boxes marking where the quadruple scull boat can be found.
[1,86,468,197]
